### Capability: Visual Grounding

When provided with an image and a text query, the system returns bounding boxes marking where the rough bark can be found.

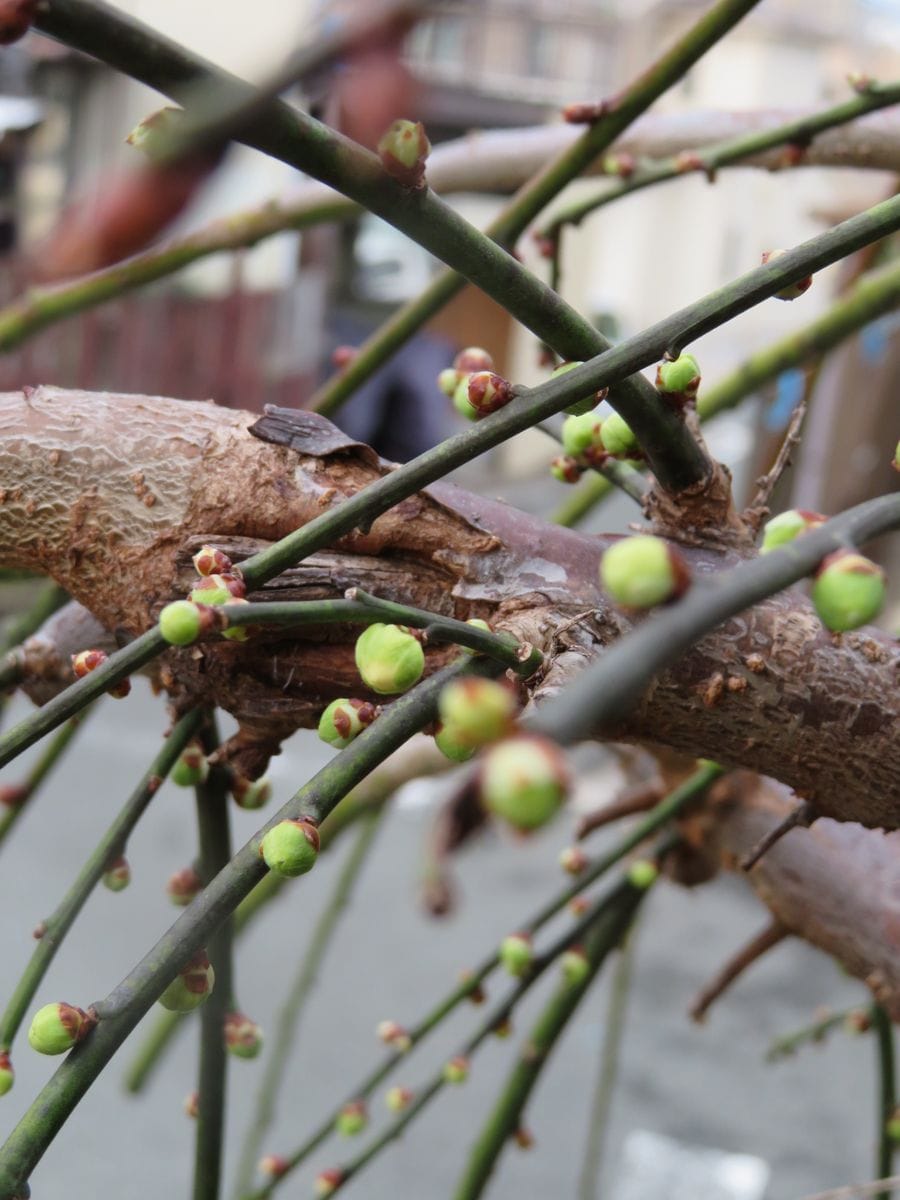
[0,387,897,829]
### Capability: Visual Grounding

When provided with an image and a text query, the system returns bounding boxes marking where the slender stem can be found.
[310,0,764,425]
[0,582,69,657]
[0,629,164,771]
[699,254,900,419]
[216,593,542,676]
[123,743,452,1095]
[452,885,646,1200]
[874,1006,897,1200]
[0,656,496,1197]
[532,492,900,745]
[766,1005,872,1064]
[542,80,900,237]
[0,712,90,850]
[193,725,234,1200]
[549,472,614,528]
[0,710,202,1056]
[577,921,640,1200]
[237,764,720,1196]
[232,809,385,1199]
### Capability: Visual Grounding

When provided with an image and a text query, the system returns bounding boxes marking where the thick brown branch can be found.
[0,389,896,829]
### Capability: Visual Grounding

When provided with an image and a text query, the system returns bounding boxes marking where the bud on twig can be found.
[443,1055,470,1085]
[27,1002,95,1055]
[224,1011,263,1059]
[0,1052,14,1096]
[811,551,886,632]
[385,1085,414,1112]
[467,372,514,417]
[354,624,425,695]
[158,950,215,1013]
[72,649,131,698]
[438,678,517,748]
[166,865,203,907]
[760,509,826,554]
[317,698,377,749]
[377,119,431,189]
[171,742,209,788]
[656,353,701,403]
[183,1090,199,1118]
[499,933,534,978]
[103,855,131,892]
[761,249,813,300]
[191,545,233,577]
[550,456,583,485]
[480,736,569,832]
[376,1019,412,1052]
[232,775,272,810]
[336,1100,368,1136]
[560,947,590,985]
[259,819,320,878]
[454,346,494,375]
[258,1154,289,1179]
[559,846,588,876]
[314,1168,344,1197]
[600,535,691,610]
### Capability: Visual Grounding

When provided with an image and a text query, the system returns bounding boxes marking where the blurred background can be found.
[0,2,899,1197]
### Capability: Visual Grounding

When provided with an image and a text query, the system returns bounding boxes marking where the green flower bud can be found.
[760,509,826,554]
[438,677,517,747]
[552,361,602,416]
[452,375,480,421]
[166,865,203,906]
[159,600,203,646]
[467,371,513,416]
[550,455,583,484]
[561,411,604,459]
[656,353,701,399]
[232,775,272,810]
[171,743,209,788]
[443,1055,470,1084]
[480,735,568,831]
[499,933,534,977]
[558,846,588,875]
[627,859,659,890]
[454,346,494,374]
[560,947,590,985]
[377,118,431,188]
[600,535,690,609]
[434,722,477,763]
[887,1109,900,1143]
[192,545,233,577]
[354,624,425,695]
[102,855,131,892]
[0,1052,13,1096]
[158,950,215,1013]
[385,1085,413,1112]
[317,698,377,749]
[28,1002,93,1055]
[125,105,183,160]
[224,1011,263,1059]
[600,412,637,456]
[314,1168,344,1197]
[189,573,249,640]
[259,819,320,878]
[811,551,886,632]
[437,367,461,397]
[761,249,813,300]
[336,1100,368,1137]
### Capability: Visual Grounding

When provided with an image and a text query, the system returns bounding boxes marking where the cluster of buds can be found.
[27,1001,95,1055]
[811,550,886,633]
[655,353,701,405]
[224,1011,263,1059]
[354,624,425,695]
[171,742,209,788]
[158,950,215,1013]
[760,509,826,554]
[761,248,813,301]
[158,545,252,645]
[231,775,272,810]
[166,865,203,907]
[377,118,431,189]
[377,1019,412,1053]
[479,735,569,832]
[0,0,37,45]
[102,855,131,893]
[188,570,249,642]
[259,819,320,878]
[436,677,518,759]
[71,648,131,699]
[551,389,639,485]
[317,698,377,749]
[499,932,534,978]
[437,347,516,423]
[599,534,691,610]
[335,1100,368,1137]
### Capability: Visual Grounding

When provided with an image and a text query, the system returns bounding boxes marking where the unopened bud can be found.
[183,1090,199,1118]
[561,411,604,459]
[336,1100,368,1137]
[467,371,514,416]
[224,1011,263,1059]
[453,346,494,375]
[103,855,131,892]
[600,535,690,609]
[438,678,517,748]
[385,1085,414,1112]
[552,360,603,416]
[166,865,203,907]
[656,353,701,401]
[192,545,233,577]
[499,933,534,978]
[314,1168,344,1197]
[258,1154,288,1179]
[559,846,588,875]
[452,375,480,421]
[28,1002,94,1055]
[171,743,209,788]
[71,648,130,698]
[812,550,886,632]
[158,950,215,1012]
[354,624,425,695]
[480,736,569,832]
[377,119,431,188]
[438,367,461,397]
[760,509,826,554]
[600,413,637,457]
[259,819,320,878]
[126,106,183,160]
[376,1020,412,1052]
[232,775,272,810]
[761,248,813,300]
[317,698,377,749]
[0,1052,13,1095]
[550,455,583,484]
[443,1055,469,1084]
[627,858,659,890]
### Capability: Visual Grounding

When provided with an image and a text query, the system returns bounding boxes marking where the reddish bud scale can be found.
[224,1011,263,1058]
[182,950,213,995]
[167,866,203,906]
[453,346,494,374]
[331,345,357,368]
[314,1168,345,1197]
[0,0,36,45]
[72,648,130,697]
[761,249,813,300]
[550,456,583,485]
[377,119,431,189]
[467,371,514,416]
[385,1085,414,1112]
[0,784,27,808]
[376,1020,412,1052]
[460,970,486,1005]
[192,545,233,577]
[559,846,589,875]
[259,1155,289,1179]
[191,573,246,601]
[334,699,376,740]
[514,1127,534,1150]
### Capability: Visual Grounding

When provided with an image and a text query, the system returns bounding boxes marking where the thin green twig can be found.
[577,919,641,1200]
[0,712,90,850]
[0,711,201,1059]
[766,1005,873,1063]
[232,808,385,1199]
[193,722,234,1200]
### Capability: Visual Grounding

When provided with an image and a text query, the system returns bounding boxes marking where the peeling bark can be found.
[0,388,897,829]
